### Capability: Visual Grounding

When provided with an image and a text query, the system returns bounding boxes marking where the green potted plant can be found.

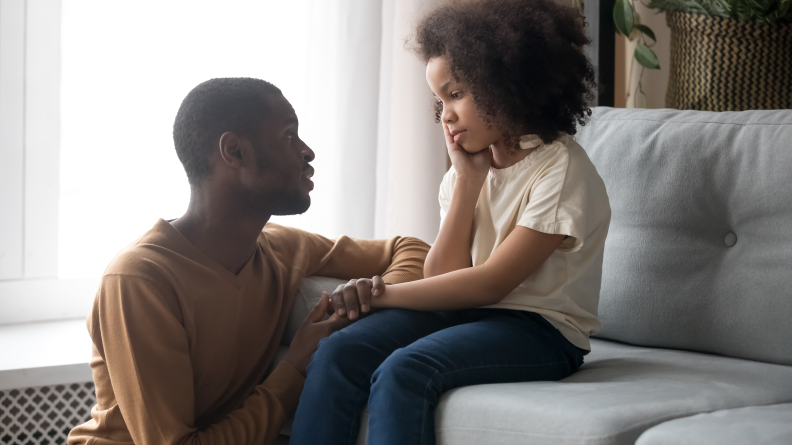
[612,0,792,110]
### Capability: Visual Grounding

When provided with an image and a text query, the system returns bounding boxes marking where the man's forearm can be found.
[381,237,431,284]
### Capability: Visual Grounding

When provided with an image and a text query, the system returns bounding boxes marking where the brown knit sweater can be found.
[68,219,429,445]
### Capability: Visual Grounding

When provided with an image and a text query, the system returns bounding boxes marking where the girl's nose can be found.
[442,106,456,123]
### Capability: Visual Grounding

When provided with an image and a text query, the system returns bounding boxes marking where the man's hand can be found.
[328,276,385,320]
[283,292,351,376]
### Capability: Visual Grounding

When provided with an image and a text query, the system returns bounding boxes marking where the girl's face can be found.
[426,56,504,153]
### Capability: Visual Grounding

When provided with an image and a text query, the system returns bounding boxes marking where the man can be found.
[68,78,429,445]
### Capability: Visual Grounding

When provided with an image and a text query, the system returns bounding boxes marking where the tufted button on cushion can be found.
[575,108,792,366]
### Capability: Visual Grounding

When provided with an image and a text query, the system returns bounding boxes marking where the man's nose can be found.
[301,141,315,162]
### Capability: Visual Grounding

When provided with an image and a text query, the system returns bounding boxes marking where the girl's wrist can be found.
[371,285,394,309]
[453,176,485,199]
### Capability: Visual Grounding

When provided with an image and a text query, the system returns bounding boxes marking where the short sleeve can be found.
[438,167,457,225]
[517,148,589,253]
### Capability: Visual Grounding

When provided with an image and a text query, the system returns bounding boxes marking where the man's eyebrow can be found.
[284,116,298,126]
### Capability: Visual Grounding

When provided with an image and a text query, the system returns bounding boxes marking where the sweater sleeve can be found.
[263,224,429,285]
[306,233,429,285]
[91,274,303,445]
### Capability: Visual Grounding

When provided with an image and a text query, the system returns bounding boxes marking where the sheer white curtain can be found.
[376,0,447,242]
[59,0,446,279]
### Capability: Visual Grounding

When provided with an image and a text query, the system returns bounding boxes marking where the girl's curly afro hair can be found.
[410,0,596,145]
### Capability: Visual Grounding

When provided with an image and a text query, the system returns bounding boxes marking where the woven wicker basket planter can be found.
[665,11,792,111]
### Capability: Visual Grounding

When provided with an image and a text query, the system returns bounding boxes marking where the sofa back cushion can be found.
[575,108,792,365]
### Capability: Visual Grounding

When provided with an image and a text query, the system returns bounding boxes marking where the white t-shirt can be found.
[438,134,611,351]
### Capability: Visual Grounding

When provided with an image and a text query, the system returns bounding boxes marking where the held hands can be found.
[443,122,491,185]
[328,276,385,320]
[284,277,385,377]
[283,293,352,376]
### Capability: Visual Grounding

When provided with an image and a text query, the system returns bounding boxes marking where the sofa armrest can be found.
[282,277,348,346]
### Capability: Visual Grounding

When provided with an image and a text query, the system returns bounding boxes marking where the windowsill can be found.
[0,318,93,390]
[0,278,98,325]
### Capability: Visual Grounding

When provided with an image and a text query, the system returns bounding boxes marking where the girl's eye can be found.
[451,91,462,100]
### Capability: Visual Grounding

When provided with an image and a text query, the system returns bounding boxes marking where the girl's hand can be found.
[443,123,491,185]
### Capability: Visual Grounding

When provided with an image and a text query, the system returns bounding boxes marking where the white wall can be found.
[0,0,25,280]
[0,0,61,280]
[622,6,672,109]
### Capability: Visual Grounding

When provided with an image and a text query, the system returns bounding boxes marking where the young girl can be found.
[290,0,609,443]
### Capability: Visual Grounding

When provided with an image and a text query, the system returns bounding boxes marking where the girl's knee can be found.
[371,347,442,389]
[307,330,364,375]
[306,327,394,388]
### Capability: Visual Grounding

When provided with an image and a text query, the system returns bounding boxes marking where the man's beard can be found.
[252,189,310,216]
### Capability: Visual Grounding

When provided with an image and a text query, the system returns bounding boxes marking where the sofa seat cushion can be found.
[636,403,792,445]
[283,278,792,444]
[417,338,792,445]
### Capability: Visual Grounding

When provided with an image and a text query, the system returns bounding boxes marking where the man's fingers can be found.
[325,313,354,330]
[342,280,361,320]
[331,285,346,316]
[325,298,335,316]
[356,279,373,314]
[309,292,330,323]
[371,276,385,300]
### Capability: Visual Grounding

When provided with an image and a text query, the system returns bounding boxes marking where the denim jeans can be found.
[289,308,584,445]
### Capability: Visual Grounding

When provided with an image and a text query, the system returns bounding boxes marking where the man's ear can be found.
[218,132,246,168]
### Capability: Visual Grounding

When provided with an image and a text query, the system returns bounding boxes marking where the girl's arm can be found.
[373,225,565,310]
[423,123,491,278]
[423,177,479,277]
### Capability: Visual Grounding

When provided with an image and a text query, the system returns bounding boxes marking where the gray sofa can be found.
[280,108,792,445]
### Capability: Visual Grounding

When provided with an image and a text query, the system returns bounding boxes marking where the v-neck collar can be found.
[155,219,260,290]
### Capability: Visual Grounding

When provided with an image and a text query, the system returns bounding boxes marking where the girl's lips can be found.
[452,130,466,143]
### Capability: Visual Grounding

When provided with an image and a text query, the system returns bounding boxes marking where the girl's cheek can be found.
[461,138,490,154]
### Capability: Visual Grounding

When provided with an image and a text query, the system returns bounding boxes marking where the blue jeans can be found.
[289,308,584,445]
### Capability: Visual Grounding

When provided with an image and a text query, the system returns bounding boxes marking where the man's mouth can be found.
[302,166,315,190]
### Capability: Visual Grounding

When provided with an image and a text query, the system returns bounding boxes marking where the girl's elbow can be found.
[476,271,520,305]
[484,289,511,306]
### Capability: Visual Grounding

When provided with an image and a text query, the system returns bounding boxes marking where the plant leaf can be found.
[635,44,660,69]
[636,90,648,108]
[634,24,657,42]
[613,0,635,36]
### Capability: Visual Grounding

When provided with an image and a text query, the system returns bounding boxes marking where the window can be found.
[60,0,358,279]
[1,0,445,325]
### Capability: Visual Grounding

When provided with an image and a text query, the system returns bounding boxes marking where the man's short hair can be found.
[173,77,282,186]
